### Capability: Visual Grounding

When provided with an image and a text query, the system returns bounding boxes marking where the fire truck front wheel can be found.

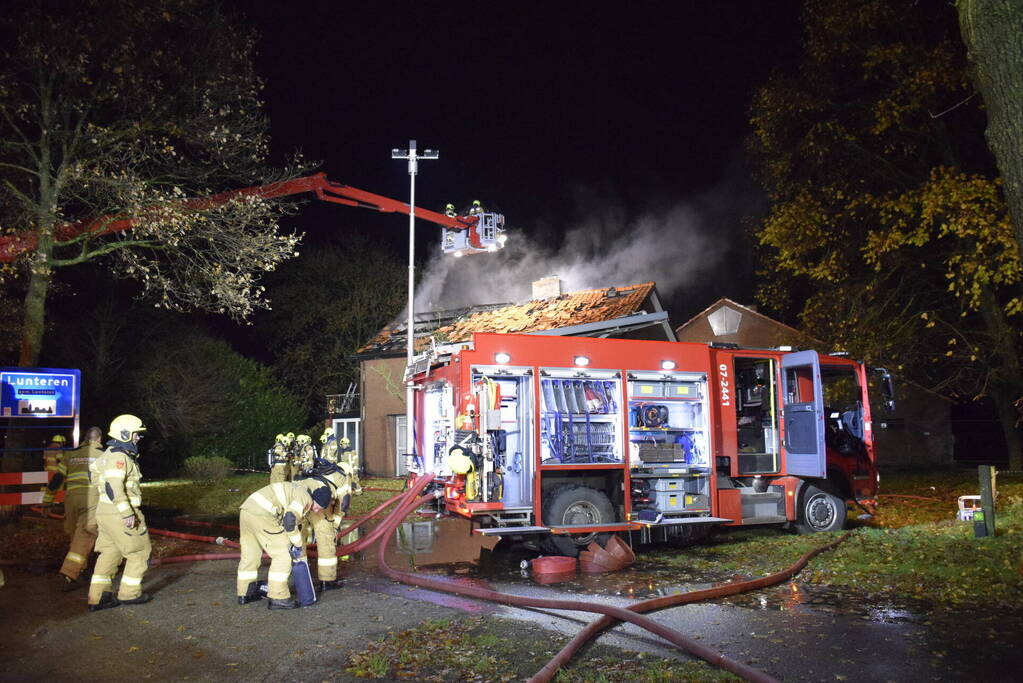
[795,484,847,534]
[541,484,614,557]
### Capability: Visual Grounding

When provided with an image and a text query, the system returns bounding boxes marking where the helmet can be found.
[445,203,455,210]
[320,427,334,443]
[285,432,295,444]
[50,435,66,444]
[472,199,481,207]
[339,437,351,448]
[108,414,146,441]
[275,433,286,443]
[296,434,311,444]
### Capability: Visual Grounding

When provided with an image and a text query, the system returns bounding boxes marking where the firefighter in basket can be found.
[297,458,351,593]
[268,433,291,484]
[87,415,152,612]
[236,480,331,610]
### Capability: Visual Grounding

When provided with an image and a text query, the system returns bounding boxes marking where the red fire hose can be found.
[373,476,778,683]
[530,531,852,682]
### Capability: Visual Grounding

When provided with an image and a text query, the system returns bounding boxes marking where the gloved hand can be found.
[289,545,302,560]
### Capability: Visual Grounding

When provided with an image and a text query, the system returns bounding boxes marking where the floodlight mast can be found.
[392,140,438,473]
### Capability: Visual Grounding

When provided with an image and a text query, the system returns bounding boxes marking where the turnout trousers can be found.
[306,510,344,581]
[88,509,151,603]
[269,463,289,484]
[236,509,293,600]
[61,489,98,580]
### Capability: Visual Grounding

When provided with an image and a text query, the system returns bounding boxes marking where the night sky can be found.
[240,1,802,322]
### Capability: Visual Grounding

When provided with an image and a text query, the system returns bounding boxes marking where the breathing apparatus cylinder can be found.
[292,556,317,606]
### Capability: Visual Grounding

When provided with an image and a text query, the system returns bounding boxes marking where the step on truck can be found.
[408,333,894,556]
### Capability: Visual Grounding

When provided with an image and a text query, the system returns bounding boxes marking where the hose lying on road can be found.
[375,475,778,683]
[529,531,852,683]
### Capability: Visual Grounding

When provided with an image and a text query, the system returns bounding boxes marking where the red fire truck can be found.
[410,333,894,555]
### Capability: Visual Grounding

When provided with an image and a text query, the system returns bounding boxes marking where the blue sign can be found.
[0,368,80,418]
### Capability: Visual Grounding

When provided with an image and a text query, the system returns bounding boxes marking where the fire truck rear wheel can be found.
[795,484,847,534]
[540,484,614,557]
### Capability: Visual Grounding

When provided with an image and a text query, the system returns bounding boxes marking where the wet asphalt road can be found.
[3,531,1020,682]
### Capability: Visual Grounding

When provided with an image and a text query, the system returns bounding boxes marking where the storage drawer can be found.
[630,381,664,398]
[664,381,701,399]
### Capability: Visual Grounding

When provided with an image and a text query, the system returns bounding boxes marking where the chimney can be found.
[532,276,562,300]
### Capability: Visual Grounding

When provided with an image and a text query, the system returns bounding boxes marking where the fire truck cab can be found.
[410,333,882,555]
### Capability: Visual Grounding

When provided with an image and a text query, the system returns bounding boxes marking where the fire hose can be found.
[530,531,851,683]
[27,483,852,682]
[374,475,778,683]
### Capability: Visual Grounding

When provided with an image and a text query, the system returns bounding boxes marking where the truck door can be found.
[781,350,826,478]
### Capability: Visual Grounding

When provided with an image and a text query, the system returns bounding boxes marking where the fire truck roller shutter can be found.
[540,483,614,557]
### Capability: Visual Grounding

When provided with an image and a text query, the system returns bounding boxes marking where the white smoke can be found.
[413,195,730,312]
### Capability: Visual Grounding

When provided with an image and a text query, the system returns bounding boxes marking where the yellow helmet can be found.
[50,435,66,444]
[320,427,334,443]
[296,434,311,444]
[339,437,351,448]
[109,414,146,441]
[275,433,286,442]
[285,432,295,444]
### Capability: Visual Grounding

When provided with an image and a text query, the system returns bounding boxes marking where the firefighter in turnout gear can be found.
[43,435,66,477]
[236,480,330,609]
[268,433,291,484]
[285,432,301,480]
[295,434,316,475]
[444,202,457,218]
[43,426,103,591]
[297,460,351,592]
[87,415,152,611]
[468,199,483,216]
[339,436,362,495]
[319,428,337,463]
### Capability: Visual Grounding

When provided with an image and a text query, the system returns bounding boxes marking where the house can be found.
[353,279,674,477]
[676,298,954,468]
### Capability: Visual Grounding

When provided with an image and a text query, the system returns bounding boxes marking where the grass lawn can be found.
[642,469,1023,608]
[141,474,407,519]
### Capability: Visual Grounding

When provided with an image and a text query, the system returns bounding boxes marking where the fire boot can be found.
[120,592,152,605]
[238,581,266,605]
[267,597,299,610]
[318,579,344,592]
[60,574,86,593]
[88,591,121,612]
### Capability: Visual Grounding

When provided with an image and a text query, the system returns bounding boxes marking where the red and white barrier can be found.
[0,471,64,505]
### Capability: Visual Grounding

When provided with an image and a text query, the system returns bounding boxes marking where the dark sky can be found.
[241,1,802,320]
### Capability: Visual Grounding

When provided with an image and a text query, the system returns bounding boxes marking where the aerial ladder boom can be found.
[0,172,505,262]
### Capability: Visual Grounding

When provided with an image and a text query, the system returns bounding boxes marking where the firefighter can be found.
[297,461,351,592]
[285,432,300,480]
[444,203,457,218]
[43,435,66,477]
[43,426,103,591]
[339,436,362,495]
[236,480,331,609]
[319,428,337,464]
[468,199,483,216]
[87,415,152,612]
[268,433,291,484]
[295,434,316,475]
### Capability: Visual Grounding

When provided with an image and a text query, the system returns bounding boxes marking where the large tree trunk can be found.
[979,288,1023,470]
[958,0,1023,263]
[18,266,51,367]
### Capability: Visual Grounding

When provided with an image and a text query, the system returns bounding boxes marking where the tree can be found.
[958,0,1023,263]
[0,0,303,366]
[748,0,1022,467]
[135,331,305,474]
[261,237,407,420]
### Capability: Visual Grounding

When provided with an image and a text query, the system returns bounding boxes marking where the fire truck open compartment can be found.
[410,333,883,552]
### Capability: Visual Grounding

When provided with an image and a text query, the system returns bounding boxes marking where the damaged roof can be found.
[357,281,661,356]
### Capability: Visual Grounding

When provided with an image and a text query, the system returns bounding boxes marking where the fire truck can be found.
[409,333,894,555]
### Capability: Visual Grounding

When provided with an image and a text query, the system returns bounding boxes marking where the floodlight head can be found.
[391,148,407,159]
[422,149,439,159]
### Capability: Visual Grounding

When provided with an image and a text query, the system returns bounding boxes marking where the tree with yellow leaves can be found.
[749,0,1022,468]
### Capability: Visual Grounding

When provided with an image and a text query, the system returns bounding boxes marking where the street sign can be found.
[0,368,80,418]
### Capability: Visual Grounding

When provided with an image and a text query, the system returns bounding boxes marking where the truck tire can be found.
[794,484,847,534]
[540,484,614,557]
